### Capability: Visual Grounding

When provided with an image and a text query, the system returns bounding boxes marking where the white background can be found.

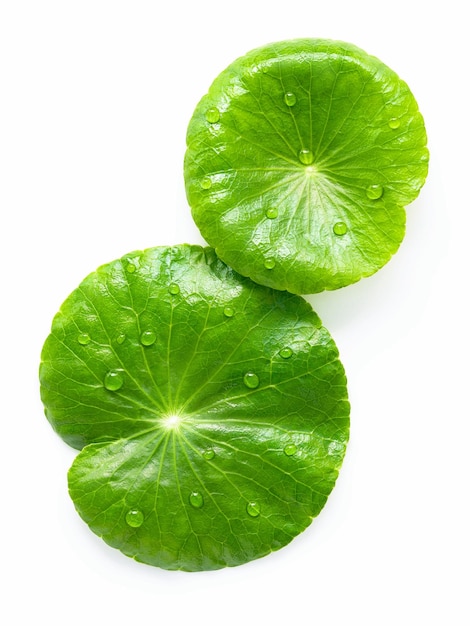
[1,1,468,624]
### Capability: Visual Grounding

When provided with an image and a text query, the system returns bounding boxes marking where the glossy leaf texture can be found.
[40,245,350,571]
[185,39,429,294]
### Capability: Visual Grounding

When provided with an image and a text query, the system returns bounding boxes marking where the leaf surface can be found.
[40,245,349,570]
[184,39,429,294]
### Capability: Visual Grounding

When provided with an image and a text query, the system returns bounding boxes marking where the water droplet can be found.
[284,443,297,456]
[126,257,139,274]
[169,283,180,295]
[366,184,384,200]
[116,333,126,345]
[298,149,314,165]
[264,258,276,270]
[388,117,401,129]
[104,370,124,391]
[200,176,212,190]
[421,152,430,163]
[223,306,234,318]
[202,449,215,460]
[279,347,293,359]
[205,107,220,123]
[126,509,144,528]
[140,330,156,346]
[77,332,91,345]
[284,92,297,106]
[333,221,348,236]
[189,491,204,509]
[243,372,260,389]
[246,501,260,517]
[265,207,278,219]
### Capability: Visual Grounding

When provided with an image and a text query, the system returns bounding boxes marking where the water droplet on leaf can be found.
[284,443,297,456]
[205,107,220,123]
[223,306,234,318]
[265,207,278,219]
[366,184,384,200]
[104,370,124,391]
[169,283,180,295]
[333,221,348,236]
[126,509,144,528]
[246,501,260,517]
[298,149,314,165]
[116,333,126,345]
[77,333,91,345]
[279,347,293,359]
[243,372,260,389]
[189,491,204,509]
[126,256,140,274]
[140,330,156,346]
[202,449,215,460]
[200,176,212,190]
[284,92,297,106]
[264,258,276,270]
[388,117,401,129]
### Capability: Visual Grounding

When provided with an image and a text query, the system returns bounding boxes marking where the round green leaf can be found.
[40,245,349,571]
[184,39,429,294]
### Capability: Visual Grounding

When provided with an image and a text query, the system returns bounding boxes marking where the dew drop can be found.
[205,107,220,123]
[243,372,260,389]
[77,332,91,345]
[246,501,260,518]
[284,92,297,106]
[279,347,293,359]
[200,176,212,190]
[333,221,348,236]
[126,509,144,528]
[189,491,204,509]
[116,333,126,345]
[388,117,401,129]
[126,256,139,274]
[202,449,215,460]
[265,207,278,219]
[223,306,235,318]
[298,149,314,165]
[140,330,156,346]
[366,184,384,200]
[284,443,297,456]
[104,370,124,391]
[169,283,180,295]
[264,258,276,270]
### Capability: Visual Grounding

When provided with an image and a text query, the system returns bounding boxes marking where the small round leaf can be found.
[40,245,349,571]
[184,39,429,294]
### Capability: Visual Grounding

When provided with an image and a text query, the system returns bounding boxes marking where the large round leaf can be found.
[40,245,349,571]
[184,39,429,294]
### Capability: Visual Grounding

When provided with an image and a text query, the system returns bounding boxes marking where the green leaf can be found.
[40,245,349,571]
[184,39,429,294]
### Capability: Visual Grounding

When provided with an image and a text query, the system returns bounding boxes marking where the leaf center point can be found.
[160,413,184,431]
[304,164,319,177]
